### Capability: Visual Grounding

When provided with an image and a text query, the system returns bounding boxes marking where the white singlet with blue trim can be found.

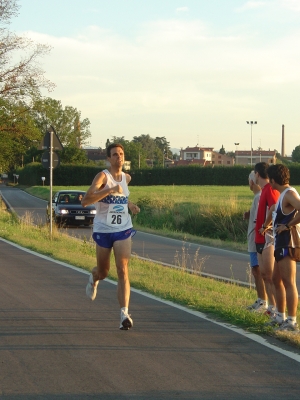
[93,169,133,233]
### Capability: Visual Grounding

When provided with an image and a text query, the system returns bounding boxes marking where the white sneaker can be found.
[249,301,268,313]
[86,273,99,301]
[246,299,262,310]
[264,314,283,327]
[120,310,133,330]
[277,319,299,332]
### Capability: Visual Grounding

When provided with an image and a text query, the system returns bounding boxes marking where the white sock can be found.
[121,307,128,315]
[287,316,297,324]
[276,312,285,322]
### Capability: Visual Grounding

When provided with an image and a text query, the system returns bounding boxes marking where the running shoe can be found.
[264,308,276,318]
[120,310,133,330]
[251,302,268,313]
[277,319,299,332]
[246,299,261,310]
[264,314,283,327]
[86,273,99,301]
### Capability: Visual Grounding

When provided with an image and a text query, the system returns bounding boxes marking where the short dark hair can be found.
[267,164,290,185]
[106,143,124,157]
[254,162,269,179]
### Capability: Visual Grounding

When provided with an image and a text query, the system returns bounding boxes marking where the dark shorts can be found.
[274,247,289,262]
[92,228,136,249]
[256,243,265,254]
[249,252,259,268]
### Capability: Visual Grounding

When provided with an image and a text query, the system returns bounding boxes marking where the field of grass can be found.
[0,193,299,349]
[25,185,257,245]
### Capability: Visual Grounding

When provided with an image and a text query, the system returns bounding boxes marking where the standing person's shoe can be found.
[264,314,283,327]
[246,299,262,310]
[251,302,268,313]
[277,319,299,332]
[120,310,133,330]
[86,273,99,301]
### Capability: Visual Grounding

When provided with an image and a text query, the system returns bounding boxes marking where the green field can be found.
[23,185,265,246]
[24,184,300,248]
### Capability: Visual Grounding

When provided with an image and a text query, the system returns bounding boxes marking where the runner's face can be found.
[109,147,124,166]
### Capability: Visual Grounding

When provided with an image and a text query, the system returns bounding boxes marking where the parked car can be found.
[46,190,96,227]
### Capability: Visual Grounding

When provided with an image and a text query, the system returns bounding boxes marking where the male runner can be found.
[244,171,266,310]
[82,143,140,330]
[266,164,300,331]
[254,162,280,316]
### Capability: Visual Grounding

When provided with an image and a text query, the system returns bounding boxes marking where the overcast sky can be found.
[10,0,300,155]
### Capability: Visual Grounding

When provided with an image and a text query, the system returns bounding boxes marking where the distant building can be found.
[170,146,234,167]
[211,151,234,166]
[235,150,276,166]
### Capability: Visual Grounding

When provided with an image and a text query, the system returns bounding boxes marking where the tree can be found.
[0,0,54,171]
[292,145,300,163]
[0,0,54,104]
[59,146,88,164]
[31,97,91,148]
[219,145,225,154]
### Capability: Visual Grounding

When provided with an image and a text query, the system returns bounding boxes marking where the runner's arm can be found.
[81,172,123,206]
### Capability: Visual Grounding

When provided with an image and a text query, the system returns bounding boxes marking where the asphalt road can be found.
[1,238,300,399]
[1,185,300,289]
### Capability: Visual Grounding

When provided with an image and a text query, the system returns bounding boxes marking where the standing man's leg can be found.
[252,265,267,301]
[113,237,133,329]
[278,256,298,331]
[258,245,276,312]
[271,260,286,324]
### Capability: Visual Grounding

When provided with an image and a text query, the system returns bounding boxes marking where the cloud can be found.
[235,1,267,13]
[175,7,189,14]
[24,15,300,153]
[279,0,300,11]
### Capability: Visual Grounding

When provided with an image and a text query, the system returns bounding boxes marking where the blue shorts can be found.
[249,251,259,268]
[274,247,289,262]
[92,228,136,249]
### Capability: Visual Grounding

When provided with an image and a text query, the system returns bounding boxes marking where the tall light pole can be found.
[234,142,239,165]
[246,121,257,165]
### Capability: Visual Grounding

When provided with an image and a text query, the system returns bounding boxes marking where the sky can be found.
[9,0,300,155]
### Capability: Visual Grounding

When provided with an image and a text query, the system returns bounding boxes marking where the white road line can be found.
[1,236,300,363]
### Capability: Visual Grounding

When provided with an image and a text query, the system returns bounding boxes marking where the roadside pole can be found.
[39,126,63,238]
[50,130,53,236]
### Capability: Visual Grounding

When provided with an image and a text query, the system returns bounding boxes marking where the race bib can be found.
[106,204,128,227]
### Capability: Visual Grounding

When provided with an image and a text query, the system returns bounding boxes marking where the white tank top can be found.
[93,169,133,233]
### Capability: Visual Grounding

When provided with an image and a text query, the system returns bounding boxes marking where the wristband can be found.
[285,224,290,230]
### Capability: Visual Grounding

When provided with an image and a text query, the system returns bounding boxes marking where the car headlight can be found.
[91,210,97,215]
[60,209,69,215]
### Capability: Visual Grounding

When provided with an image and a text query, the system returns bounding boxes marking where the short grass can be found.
[1,195,299,349]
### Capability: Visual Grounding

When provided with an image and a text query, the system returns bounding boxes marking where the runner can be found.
[81,143,140,330]
[266,164,300,331]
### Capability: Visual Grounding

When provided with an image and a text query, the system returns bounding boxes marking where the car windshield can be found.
[58,193,85,204]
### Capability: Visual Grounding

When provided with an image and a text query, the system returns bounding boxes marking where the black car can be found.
[46,190,96,227]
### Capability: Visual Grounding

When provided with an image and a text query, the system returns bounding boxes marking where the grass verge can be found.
[0,195,299,349]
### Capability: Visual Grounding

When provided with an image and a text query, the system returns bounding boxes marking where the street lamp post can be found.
[246,121,257,165]
[234,142,239,165]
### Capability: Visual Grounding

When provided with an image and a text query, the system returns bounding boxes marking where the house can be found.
[235,150,276,166]
[170,146,234,167]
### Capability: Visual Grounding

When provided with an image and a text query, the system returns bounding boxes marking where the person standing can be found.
[254,162,280,316]
[265,164,300,331]
[244,171,267,310]
[81,143,140,330]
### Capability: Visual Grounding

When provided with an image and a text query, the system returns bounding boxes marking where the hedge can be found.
[14,163,300,187]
